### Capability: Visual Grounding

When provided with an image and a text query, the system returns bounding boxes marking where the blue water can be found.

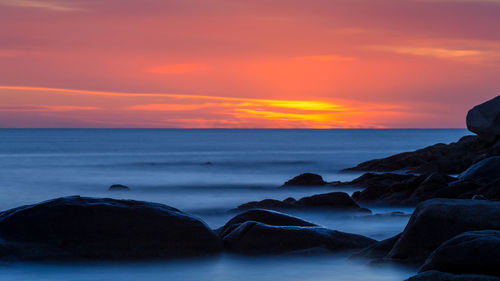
[0,129,468,281]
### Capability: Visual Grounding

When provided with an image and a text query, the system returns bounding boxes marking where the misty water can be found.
[0,129,468,280]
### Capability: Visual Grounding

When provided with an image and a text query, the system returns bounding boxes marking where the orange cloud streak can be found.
[0,85,411,128]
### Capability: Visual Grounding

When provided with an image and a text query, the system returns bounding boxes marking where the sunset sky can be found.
[1,0,499,128]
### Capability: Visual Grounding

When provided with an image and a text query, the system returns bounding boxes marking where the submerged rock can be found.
[108,184,130,191]
[387,199,500,263]
[466,95,500,137]
[217,209,317,237]
[237,192,370,213]
[406,271,500,281]
[0,196,222,260]
[222,221,376,254]
[283,173,327,186]
[420,230,500,277]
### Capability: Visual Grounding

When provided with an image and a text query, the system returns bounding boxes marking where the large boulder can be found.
[0,196,222,260]
[467,95,500,137]
[222,221,376,254]
[388,199,500,263]
[407,271,500,281]
[283,173,327,186]
[216,209,317,237]
[457,156,500,185]
[420,230,500,277]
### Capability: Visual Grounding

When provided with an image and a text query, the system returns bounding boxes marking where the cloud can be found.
[298,55,358,62]
[149,64,208,74]
[0,0,84,11]
[0,85,409,128]
[0,105,100,112]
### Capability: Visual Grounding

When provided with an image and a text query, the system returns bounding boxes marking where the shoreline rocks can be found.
[387,199,500,263]
[237,192,370,213]
[0,196,222,260]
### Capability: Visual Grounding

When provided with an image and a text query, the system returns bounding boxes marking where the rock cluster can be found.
[351,199,500,281]
[237,192,370,212]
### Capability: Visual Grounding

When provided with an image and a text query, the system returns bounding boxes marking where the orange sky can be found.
[0,0,499,128]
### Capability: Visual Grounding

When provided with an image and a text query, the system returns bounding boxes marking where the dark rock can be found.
[217,209,317,237]
[0,196,222,260]
[283,173,326,186]
[346,135,500,174]
[237,192,370,213]
[348,172,456,205]
[297,192,361,210]
[420,230,500,277]
[467,95,500,137]
[351,233,401,259]
[108,184,130,191]
[457,156,500,185]
[387,199,500,263]
[222,221,376,254]
[237,199,296,210]
[407,271,500,281]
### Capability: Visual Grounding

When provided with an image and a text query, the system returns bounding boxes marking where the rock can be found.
[0,196,222,260]
[420,230,500,277]
[387,199,500,263]
[346,135,500,174]
[348,172,456,205]
[466,95,500,137]
[108,184,130,191]
[351,233,401,259]
[237,199,296,210]
[236,192,370,213]
[217,209,317,237]
[297,192,362,210]
[457,156,500,185]
[222,221,376,254]
[407,271,500,281]
[283,173,326,186]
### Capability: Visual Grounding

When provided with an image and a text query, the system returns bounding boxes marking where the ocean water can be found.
[0,129,468,281]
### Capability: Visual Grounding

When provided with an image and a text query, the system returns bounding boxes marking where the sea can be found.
[0,129,468,281]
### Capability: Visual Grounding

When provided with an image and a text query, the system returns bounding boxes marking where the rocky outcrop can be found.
[467,95,500,137]
[108,184,130,191]
[420,230,500,277]
[0,196,222,260]
[221,221,376,254]
[406,271,500,281]
[237,192,370,212]
[346,172,458,205]
[345,135,500,174]
[216,209,317,237]
[387,199,500,263]
[283,173,327,186]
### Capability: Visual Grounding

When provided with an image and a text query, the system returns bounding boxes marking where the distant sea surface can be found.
[0,129,468,281]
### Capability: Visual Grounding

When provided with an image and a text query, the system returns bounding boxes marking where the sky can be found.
[0,0,499,128]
